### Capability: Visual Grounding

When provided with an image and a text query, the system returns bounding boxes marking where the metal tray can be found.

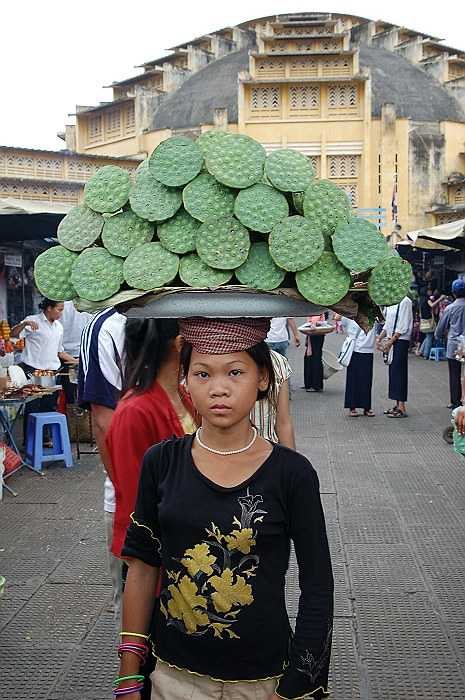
[123,288,326,319]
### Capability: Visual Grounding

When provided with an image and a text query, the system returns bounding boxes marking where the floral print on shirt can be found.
[159,489,267,640]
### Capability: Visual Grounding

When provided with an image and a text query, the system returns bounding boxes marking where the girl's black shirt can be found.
[122,434,333,699]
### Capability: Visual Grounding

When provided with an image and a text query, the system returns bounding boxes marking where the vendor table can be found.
[0,396,46,496]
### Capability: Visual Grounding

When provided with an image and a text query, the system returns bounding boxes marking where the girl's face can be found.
[186,349,268,428]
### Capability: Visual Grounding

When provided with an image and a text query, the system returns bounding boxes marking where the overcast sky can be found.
[1,0,464,152]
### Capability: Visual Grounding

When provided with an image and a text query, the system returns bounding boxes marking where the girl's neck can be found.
[197,419,254,454]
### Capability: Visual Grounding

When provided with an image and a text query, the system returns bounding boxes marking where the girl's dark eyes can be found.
[230,369,242,376]
[195,371,209,378]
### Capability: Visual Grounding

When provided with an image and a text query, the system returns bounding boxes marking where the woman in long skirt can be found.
[376,296,414,418]
[303,314,326,392]
[336,316,375,417]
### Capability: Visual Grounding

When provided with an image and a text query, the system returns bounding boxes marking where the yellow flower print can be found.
[167,575,209,634]
[181,543,216,577]
[224,527,256,554]
[209,568,253,613]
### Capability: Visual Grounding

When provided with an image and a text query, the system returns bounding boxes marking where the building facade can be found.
[60,12,465,234]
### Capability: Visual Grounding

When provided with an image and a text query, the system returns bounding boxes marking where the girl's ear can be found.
[258,367,269,391]
[173,334,184,354]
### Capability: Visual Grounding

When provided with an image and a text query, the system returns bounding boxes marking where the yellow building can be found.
[0,146,139,207]
[63,12,465,235]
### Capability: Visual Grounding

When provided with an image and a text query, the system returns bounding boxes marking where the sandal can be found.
[387,408,407,418]
[349,410,359,417]
[383,407,397,415]
[363,410,375,417]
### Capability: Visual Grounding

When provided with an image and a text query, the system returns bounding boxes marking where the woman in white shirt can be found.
[376,296,413,418]
[10,298,78,445]
[336,315,376,417]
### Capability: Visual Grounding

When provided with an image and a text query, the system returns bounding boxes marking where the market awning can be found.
[0,197,73,242]
[403,219,465,250]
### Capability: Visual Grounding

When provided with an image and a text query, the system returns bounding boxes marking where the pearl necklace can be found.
[195,426,258,456]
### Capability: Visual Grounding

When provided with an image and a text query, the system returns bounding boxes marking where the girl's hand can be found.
[25,320,39,331]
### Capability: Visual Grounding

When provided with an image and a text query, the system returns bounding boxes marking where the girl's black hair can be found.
[122,318,180,397]
[38,298,62,311]
[180,340,276,403]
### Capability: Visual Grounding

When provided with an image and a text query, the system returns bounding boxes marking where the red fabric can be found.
[58,389,67,415]
[106,382,198,558]
[178,317,271,354]
[1,440,22,476]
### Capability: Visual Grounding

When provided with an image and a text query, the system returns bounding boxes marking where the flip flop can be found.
[349,410,359,417]
[363,410,375,417]
[383,407,397,415]
[387,408,407,418]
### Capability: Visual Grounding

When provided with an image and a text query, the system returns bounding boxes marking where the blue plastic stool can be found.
[429,341,446,362]
[25,412,73,471]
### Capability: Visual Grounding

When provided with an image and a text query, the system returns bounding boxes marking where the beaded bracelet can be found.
[114,675,144,685]
[113,683,144,696]
[119,631,149,639]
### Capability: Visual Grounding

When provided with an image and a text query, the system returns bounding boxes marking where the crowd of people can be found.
[10,276,465,700]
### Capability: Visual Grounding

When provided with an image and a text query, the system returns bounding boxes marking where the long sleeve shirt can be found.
[435,297,465,359]
[123,435,333,699]
[383,297,413,341]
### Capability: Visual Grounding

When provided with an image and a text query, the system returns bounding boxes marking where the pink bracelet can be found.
[113,683,144,696]
[117,647,146,665]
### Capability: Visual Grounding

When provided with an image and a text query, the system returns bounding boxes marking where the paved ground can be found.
[1,322,465,699]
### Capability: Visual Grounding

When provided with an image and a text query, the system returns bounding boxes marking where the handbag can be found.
[383,345,394,365]
[383,304,400,365]
[337,337,355,366]
[419,316,436,333]
[337,327,362,367]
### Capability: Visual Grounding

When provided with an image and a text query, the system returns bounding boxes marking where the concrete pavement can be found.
[1,323,464,699]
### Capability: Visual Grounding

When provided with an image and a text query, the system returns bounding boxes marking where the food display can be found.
[33,131,413,324]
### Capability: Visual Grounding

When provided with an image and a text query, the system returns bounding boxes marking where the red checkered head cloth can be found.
[178,317,271,354]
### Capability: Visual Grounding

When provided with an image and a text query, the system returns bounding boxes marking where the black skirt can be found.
[344,352,373,410]
[388,339,409,402]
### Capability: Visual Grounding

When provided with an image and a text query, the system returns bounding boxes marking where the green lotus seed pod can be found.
[333,218,389,272]
[71,247,124,301]
[296,251,351,305]
[269,216,324,272]
[179,253,233,287]
[123,242,179,290]
[34,246,78,301]
[84,166,132,213]
[196,216,250,269]
[367,257,413,307]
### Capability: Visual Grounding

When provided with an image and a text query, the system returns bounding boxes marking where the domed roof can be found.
[150,49,252,131]
[358,44,464,122]
[149,42,464,132]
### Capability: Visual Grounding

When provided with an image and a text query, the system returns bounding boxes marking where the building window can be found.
[125,103,135,133]
[89,115,103,144]
[454,185,465,205]
[289,85,319,117]
[106,109,121,138]
[289,57,318,78]
[328,83,359,116]
[250,86,281,118]
[328,155,359,207]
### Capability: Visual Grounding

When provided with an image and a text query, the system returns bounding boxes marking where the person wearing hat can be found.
[116,317,333,700]
[435,279,465,409]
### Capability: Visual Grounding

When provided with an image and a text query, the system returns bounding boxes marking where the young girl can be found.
[115,317,333,700]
